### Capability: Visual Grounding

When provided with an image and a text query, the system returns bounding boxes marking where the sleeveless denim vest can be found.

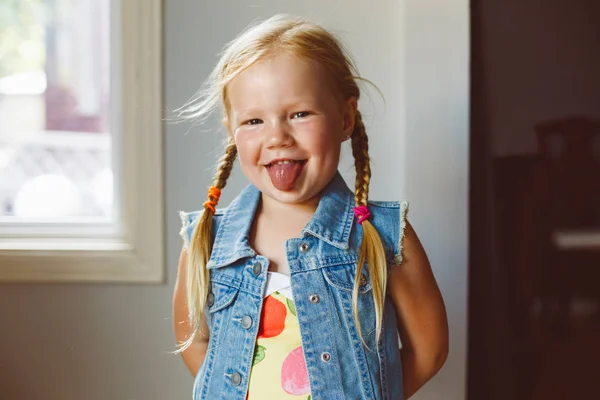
[180,172,409,400]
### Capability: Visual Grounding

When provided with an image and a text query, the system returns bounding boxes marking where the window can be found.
[1,0,112,220]
[0,0,164,282]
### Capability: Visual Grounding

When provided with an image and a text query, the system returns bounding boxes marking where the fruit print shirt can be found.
[247,271,312,400]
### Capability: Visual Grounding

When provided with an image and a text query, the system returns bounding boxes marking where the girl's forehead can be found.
[242,52,322,78]
[225,52,342,102]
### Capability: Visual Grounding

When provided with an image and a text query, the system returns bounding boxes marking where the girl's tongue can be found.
[266,160,305,191]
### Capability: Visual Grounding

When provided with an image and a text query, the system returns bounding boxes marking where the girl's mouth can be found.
[264,159,307,191]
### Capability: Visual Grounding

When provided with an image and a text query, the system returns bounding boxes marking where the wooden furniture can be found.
[534,116,600,334]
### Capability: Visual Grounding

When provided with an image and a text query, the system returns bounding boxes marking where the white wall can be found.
[167,1,469,400]
[404,1,469,398]
[0,1,468,399]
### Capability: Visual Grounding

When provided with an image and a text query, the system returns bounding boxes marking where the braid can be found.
[212,138,238,190]
[179,138,237,352]
[351,111,371,206]
[349,111,388,347]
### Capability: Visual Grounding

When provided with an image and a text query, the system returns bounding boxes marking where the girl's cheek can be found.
[235,136,261,161]
[233,129,249,146]
[297,120,326,136]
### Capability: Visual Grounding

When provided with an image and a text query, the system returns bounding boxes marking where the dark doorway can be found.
[469,1,600,399]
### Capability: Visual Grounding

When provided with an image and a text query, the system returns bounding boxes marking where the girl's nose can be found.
[266,120,294,148]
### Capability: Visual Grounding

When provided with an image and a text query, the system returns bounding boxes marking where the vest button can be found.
[252,262,262,276]
[309,294,320,304]
[299,243,310,253]
[231,372,242,386]
[241,315,253,329]
[321,352,332,362]
[359,274,368,288]
[206,292,215,307]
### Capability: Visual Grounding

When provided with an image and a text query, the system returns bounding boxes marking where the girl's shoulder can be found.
[367,199,409,212]
[367,200,409,227]
[366,199,410,266]
[178,206,228,250]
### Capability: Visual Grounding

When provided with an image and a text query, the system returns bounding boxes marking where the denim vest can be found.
[180,172,409,400]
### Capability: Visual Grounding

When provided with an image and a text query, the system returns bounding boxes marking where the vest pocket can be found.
[322,263,373,294]
[208,281,239,314]
[322,263,376,338]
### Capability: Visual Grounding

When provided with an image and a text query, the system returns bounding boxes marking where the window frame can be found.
[0,0,164,283]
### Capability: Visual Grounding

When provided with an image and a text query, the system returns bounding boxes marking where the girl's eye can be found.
[245,118,263,125]
[292,111,310,119]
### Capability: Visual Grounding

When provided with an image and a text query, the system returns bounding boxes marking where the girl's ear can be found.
[343,97,358,137]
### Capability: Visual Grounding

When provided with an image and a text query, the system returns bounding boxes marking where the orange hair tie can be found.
[203,186,221,213]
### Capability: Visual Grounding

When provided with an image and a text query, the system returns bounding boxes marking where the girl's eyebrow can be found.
[233,99,320,117]
[232,108,262,121]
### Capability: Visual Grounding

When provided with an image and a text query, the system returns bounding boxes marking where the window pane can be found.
[0,0,112,220]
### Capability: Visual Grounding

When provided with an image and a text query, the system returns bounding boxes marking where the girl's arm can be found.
[173,247,210,376]
[388,221,449,399]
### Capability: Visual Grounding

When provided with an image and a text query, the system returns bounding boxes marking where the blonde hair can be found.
[177,15,388,351]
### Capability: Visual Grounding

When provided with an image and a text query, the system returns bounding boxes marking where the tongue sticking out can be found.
[267,161,305,191]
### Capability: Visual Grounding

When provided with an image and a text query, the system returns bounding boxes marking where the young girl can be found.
[173,15,448,400]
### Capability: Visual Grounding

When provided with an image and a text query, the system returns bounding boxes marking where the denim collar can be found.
[206,172,355,269]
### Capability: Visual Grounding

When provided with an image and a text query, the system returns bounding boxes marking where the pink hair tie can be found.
[353,206,371,224]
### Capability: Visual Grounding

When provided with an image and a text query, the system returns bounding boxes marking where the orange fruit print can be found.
[257,295,287,338]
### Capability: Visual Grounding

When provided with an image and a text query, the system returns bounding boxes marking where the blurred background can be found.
[470,1,600,399]
[1,0,597,399]
[0,0,112,219]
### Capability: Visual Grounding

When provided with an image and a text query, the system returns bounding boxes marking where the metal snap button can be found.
[359,274,368,288]
[309,294,320,304]
[252,262,262,276]
[231,372,242,386]
[321,352,332,362]
[241,315,253,329]
[299,243,310,253]
[206,292,215,307]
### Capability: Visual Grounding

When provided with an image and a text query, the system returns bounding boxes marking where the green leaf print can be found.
[307,396,311,400]
[286,298,296,316]
[252,345,266,366]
